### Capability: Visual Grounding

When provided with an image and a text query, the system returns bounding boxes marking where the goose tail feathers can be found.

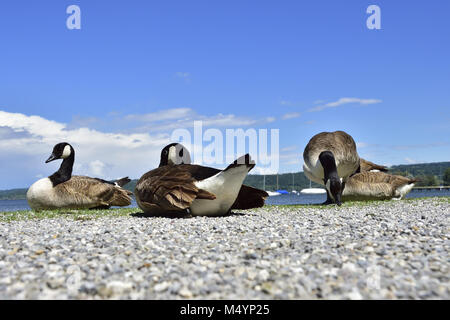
[114,177,131,187]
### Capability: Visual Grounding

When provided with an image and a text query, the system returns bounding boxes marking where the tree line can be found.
[1,162,449,200]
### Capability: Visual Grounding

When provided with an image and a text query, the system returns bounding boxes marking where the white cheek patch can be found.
[325,180,331,193]
[168,146,177,165]
[325,180,335,200]
[61,145,71,159]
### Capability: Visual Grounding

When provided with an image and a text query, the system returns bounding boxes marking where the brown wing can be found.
[54,176,132,208]
[231,185,268,210]
[359,158,388,172]
[134,165,216,214]
[350,171,416,185]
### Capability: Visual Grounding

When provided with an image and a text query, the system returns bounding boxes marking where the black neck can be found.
[49,152,75,187]
[159,157,167,167]
[319,151,339,182]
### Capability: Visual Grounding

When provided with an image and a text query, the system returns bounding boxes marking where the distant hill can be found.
[0,188,28,200]
[389,162,449,177]
[243,160,449,190]
[1,161,449,200]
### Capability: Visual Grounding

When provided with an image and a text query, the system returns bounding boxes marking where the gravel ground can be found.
[0,198,448,300]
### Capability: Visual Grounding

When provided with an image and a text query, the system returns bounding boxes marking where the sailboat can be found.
[300,180,327,194]
[291,173,299,194]
[264,174,281,196]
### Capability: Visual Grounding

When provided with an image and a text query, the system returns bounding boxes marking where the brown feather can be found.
[134,165,217,215]
[53,176,132,208]
[343,171,416,201]
[359,158,388,172]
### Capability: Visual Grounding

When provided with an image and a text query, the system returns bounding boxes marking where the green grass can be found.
[267,200,384,210]
[265,196,450,209]
[0,207,138,222]
[1,197,448,222]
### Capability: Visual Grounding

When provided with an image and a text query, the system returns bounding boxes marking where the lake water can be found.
[1,189,449,213]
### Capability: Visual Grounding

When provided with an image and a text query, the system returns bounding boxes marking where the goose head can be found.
[159,143,191,167]
[325,177,343,206]
[46,142,74,163]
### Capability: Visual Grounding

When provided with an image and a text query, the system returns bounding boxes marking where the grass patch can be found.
[0,207,138,222]
[267,196,450,210]
[1,197,448,222]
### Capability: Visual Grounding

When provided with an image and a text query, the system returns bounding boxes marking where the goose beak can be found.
[45,154,58,163]
[336,194,342,206]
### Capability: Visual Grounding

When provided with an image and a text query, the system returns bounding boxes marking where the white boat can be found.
[300,181,327,194]
[300,188,326,194]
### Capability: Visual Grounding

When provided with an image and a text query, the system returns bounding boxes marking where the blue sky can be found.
[0,0,449,189]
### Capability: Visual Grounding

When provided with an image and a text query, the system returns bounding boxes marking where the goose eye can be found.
[179,149,183,157]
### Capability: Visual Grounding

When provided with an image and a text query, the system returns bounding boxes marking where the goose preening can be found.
[303,131,360,205]
[135,148,263,216]
[342,171,418,201]
[358,158,388,173]
[158,143,268,210]
[158,143,192,166]
[27,143,132,211]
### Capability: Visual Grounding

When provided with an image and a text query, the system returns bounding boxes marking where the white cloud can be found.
[283,159,301,165]
[280,100,292,106]
[404,157,417,164]
[279,152,300,160]
[308,97,382,112]
[128,109,274,132]
[89,160,106,176]
[0,109,278,185]
[125,108,193,122]
[0,110,170,180]
[281,146,297,152]
[282,112,301,120]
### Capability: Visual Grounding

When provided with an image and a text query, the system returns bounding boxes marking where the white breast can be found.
[27,178,55,210]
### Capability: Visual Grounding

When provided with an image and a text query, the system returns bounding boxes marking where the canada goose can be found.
[158,143,268,210]
[135,152,258,216]
[303,131,360,205]
[357,158,388,173]
[27,142,132,211]
[342,171,418,201]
